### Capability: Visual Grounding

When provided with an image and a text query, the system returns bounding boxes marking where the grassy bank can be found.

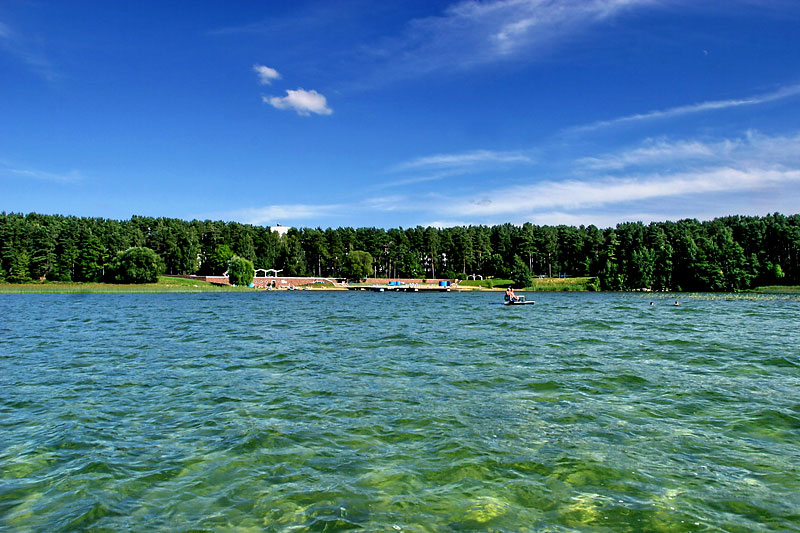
[526,276,594,291]
[0,276,252,294]
[752,285,800,293]
[457,279,513,289]
[459,277,594,291]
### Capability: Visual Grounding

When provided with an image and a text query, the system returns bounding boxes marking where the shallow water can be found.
[1,291,799,531]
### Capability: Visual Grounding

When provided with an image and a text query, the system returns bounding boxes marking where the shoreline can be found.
[1,282,798,295]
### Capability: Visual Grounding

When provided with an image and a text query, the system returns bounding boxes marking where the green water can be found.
[1,292,799,531]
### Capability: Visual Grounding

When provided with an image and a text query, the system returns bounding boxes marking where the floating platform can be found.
[347,285,451,292]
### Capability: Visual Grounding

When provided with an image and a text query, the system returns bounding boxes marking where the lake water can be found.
[1,291,799,531]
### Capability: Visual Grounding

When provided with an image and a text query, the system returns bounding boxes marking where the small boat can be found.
[504,295,534,306]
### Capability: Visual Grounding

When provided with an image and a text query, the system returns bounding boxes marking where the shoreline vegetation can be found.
[1,212,799,292]
[1,276,798,294]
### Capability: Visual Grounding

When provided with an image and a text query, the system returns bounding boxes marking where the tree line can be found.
[1,212,798,290]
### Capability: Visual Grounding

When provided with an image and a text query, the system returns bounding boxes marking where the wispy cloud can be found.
[442,131,800,218]
[363,194,415,212]
[0,19,57,81]
[220,131,800,228]
[578,139,721,170]
[372,0,654,78]
[568,84,800,133]
[265,88,333,116]
[1,162,83,183]
[375,149,533,191]
[253,64,281,85]
[371,171,459,191]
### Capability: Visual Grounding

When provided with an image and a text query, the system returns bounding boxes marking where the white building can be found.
[270,224,291,237]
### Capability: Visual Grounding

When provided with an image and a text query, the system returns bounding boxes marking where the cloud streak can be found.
[568,84,800,133]
[393,149,532,171]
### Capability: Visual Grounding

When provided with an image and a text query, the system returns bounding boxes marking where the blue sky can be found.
[1,0,799,229]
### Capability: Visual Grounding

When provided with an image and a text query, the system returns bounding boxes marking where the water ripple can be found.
[1,292,799,530]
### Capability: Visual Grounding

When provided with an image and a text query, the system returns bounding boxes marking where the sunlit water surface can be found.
[2,291,799,531]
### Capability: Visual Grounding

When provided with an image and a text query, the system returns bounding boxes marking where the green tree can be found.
[281,232,308,276]
[205,244,234,275]
[629,248,656,289]
[229,223,256,262]
[342,250,374,280]
[111,247,164,283]
[449,226,474,276]
[51,218,80,281]
[227,255,255,286]
[470,226,492,276]
[6,249,31,283]
[423,227,440,278]
[253,226,282,271]
[172,227,201,275]
[597,230,623,290]
[536,226,558,278]
[304,228,329,276]
[510,254,533,289]
[29,224,56,281]
[324,228,345,276]
[75,234,107,282]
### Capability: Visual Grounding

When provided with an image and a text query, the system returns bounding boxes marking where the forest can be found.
[0,212,798,291]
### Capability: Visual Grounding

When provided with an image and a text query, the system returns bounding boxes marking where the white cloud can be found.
[421,220,475,229]
[439,131,800,218]
[519,211,661,228]
[568,84,800,133]
[265,88,333,116]
[446,166,800,217]
[578,131,800,170]
[253,64,281,85]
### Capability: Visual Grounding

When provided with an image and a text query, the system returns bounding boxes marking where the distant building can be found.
[270,224,291,237]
